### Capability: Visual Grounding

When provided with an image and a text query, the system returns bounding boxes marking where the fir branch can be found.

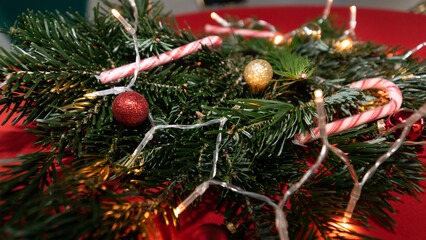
[265,48,314,80]
[0,1,425,239]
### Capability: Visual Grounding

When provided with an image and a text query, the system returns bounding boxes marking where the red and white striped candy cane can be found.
[99,35,223,84]
[205,24,280,39]
[294,78,402,145]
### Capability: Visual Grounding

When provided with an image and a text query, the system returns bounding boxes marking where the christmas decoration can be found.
[100,35,223,83]
[296,22,322,41]
[0,1,425,240]
[112,91,149,127]
[111,9,136,35]
[210,12,277,32]
[344,104,426,223]
[205,11,283,41]
[334,37,354,52]
[322,0,334,20]
[386,109,425,140]
[294,78,403,145]
[86,6,142,98]
[243,59,273,93]
[210,12,231,27]
[347,5,357,36]
[401,41,426,60]
[204,24,279,39]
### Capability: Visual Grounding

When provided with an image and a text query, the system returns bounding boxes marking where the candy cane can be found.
[294,78,402,145]
[99,35,223,84]
[205,24,281,39]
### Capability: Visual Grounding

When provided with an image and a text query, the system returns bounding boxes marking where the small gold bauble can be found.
[297,22,322,41]
[243,59,273,93]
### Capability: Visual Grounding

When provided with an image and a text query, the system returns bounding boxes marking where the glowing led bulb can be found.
[173,205,185,218]
[84,92,97,99]
[314,89,324,103]
[335,38,353,52]
[210,12,230,27]
[111,9,120,18]
[111,9,135,34]
[273,34,284,45]
[350,6,357,22]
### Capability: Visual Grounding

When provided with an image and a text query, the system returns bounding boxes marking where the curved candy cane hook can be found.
[294,78,402,145]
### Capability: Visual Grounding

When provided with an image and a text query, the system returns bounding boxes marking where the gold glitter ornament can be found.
[297,22,322,41]
[243,59,273,93]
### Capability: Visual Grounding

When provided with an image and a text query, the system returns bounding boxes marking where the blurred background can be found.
[1,0,425,50]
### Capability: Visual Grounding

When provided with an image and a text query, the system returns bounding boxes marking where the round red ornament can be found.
[111,91,149,127]
[385,109,424,140]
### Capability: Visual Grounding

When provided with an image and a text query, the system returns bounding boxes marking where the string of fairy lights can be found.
[83,0,426,239]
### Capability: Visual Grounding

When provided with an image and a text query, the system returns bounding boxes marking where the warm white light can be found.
[111,9,121,18]
[328,219,356,238]
[210,12,218,20]
[350,6,357,21]
[314,89,324,103]
[349,5,357,32]
[335,38,353,52]
[340,39,351,49]
[273,34,284,45]
[173,205,185,218]
[84,92,97,99]
[343,210,353,223]
[314,89,323,98]
[210,12,230,27]
[111,9,135,34]
[331,219,351,229]
[402,74,415,79]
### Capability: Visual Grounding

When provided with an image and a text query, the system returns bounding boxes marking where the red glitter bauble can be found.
[112,91,149,127]
[191,224,229,240]
[385,109,425,140]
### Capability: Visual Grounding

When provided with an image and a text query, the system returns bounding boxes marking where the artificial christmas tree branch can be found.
[1,0,425,239]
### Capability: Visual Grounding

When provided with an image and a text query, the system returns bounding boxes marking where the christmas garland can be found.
[0,0,425,239]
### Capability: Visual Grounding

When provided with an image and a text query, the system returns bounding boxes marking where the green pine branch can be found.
[0,0,425,239]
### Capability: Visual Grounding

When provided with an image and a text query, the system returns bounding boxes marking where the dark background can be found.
[0,0,87,29]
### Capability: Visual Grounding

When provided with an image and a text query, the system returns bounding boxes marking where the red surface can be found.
[1,5,425,240]
[0,113,39,159]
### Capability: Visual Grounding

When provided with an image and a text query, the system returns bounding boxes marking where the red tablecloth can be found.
[1,6,425,240]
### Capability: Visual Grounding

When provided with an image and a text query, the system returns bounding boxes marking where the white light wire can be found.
[175,89,353,240]
[344,103,426,221]
[211,12,277,32]
[340,6,357,40]
[322,0,333,20]
[175,89,426,239]
[393,73,426,81]
[122,117,228,168]
[89,1,140,97]
[402,41,426,60]
[0,73,12,88]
